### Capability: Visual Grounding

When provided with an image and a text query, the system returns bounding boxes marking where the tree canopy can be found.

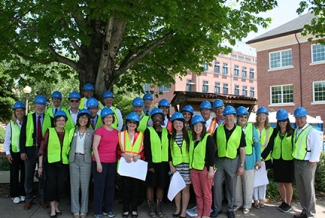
[0,0,279,98]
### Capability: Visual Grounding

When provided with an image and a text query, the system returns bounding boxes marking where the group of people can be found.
[3,82,322,218]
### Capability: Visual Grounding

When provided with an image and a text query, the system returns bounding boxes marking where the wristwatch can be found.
[240,163,245,167]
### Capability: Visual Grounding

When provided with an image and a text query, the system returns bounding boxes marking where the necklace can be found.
[78,131,85,139]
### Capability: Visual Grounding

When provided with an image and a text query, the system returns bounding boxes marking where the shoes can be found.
[73,213,80,218]
[172,212,180,218]
[253,200,260,209]
[50,215,57,218]
[147,200,157,218]
[103,211,115,217]
[56,211,62,215]
[278,202,286,210]
[280,203,292,213]
[259,200,265,208]
[20,196,26,202]
[294,213,307,218]
[39,200,48,209]
[210,210,222,218]
[243,208,250,214]
[24,201,32,210]
[156,199,163,218]
[227,211,235,218]
[80,214,87,218]
[131,211,138,218]
[12,197,20,204]
[233,205,242,211]
[94,214,103,218]
[122,212,129,218]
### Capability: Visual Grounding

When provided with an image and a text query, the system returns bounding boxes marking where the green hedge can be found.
[0,127,5,143]
[315,152,325,192]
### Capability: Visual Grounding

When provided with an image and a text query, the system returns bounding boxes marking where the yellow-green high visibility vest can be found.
[108,106,118,130]
[89,116,103,130]
[148,127,169,163]
[216,125,242,159]
[64,110,77,131]
[272,133,293,160]
[189,134,209,170]
[46,107,68,118]
[292,125,313,160]
[170,139,190,166]
[79,97,104,110]
[47,128,72,164]
[26,113,52,147]
[10,120,20,153]
[257,127,273,161]
[137,115,150,132]
[243,123,253,155]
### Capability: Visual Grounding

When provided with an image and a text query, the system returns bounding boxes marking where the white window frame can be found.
[250,87,255,98]
[202,80,209,93]
[270,84,294,105]
[234,85,239,95]
[269,49,292,69]
[158,84,169,93]
[233,65,239,77]
[222,63,228,75]
[313,81,325,103]
[214,82,220,94]
[223,83,228,94]
[242,86,247,96]
[311,44,325,63]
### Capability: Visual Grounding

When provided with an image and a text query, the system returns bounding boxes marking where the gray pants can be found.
[213,157,239,212]
[69,154,92,214]
[234,169,255,209]
[294,160,317,217]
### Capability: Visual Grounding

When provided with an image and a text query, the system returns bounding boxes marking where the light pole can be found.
[23,86,32,114]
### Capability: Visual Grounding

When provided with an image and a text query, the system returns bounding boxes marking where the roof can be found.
[247,12,315,44]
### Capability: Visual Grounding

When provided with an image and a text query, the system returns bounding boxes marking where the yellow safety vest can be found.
[89,116,103,130]
[47,128,72,164]
[26,113,52,147]
[216,125,242,159]
[170,139,190,166]
[137,115,150,132]
[79,97,104,110]
[292,125,313,160]
[10,120,20,153]
[148,127,169,163]
[46,107,68,118]
[257,127,273,161]
[64,110,77,131]
[189,134,209,170]
[243,123,253,155]
[272,133,293,160]
[108,106,118,129]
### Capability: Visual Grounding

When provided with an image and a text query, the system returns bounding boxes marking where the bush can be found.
[315,152,325,192]
[0,159,10,171]
[0,127,5,143]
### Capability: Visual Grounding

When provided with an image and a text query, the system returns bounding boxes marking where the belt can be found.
[295,159,308,162]
[75,152,84,155]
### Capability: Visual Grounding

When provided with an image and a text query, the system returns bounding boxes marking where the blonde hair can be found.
[254,114,271,129]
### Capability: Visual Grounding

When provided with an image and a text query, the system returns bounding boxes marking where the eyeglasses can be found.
[70,100,79,103]
[278,120,287,123]
[153,116,163,121]
[239,116,248,119]
[127,121,137,125]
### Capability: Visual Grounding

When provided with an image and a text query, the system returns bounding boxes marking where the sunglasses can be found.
[127,121,137,125]
[70,100,80,103]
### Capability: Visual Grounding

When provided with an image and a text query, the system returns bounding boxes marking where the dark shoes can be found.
[294,213,307,218]
[23,201,32,210]
[227,211,235,218]
[210,210,222,218]
[39,200,48,209]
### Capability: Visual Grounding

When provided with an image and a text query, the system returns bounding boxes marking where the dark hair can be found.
[170,119,190,151]
[191,122,207,141]
[54,116,67,123]
[76,113,91,128]
[159,106,171,119]
[125,120,139,131]
[182,111,193,128]
[275,118,294,136]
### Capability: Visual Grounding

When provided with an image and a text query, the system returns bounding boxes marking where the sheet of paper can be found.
[167,171,186,201]
[117,157,148,181]
[254,161,269,187]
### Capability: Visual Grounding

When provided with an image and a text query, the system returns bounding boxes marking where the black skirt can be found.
[273,158,294,183]
[145,162,169,188]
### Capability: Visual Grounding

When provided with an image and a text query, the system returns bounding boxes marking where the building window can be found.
[312,44,325,62]
[214,82,220,94]
[222,63,228,75]
[249,68,254,79]
[234,85,239,95]
[242,86,247,96]
[242,67,247,78]
[223,83,228,94]
[214,61,220,73]
[238,55,244,60]
[245,57,251,62]
[233,65,239,76]
[202,80,209,93]
[250,87,255,97]
[158,84,169,92]
[271,85,294,104]
[269,49,292,69]
[313,81,325,102]
[203,63,209,71]
[186,80,193,91]
[143,84,150,92]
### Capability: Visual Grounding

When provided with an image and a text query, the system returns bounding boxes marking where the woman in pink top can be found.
[92,108,119,218]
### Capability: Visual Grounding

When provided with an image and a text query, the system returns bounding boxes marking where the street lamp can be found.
[23,86,32,114]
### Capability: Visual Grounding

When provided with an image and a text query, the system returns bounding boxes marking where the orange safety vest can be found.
[207,117,218,135]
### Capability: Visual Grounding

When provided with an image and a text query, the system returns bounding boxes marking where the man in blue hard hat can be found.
[132,97,151,132]
[46,91,68,118]
[20,95,53,210]
[79,83,103,110]
[200,100,218,135]
[103,90,123,132]
[143,93,154,116]
[87,97,102,130]
[65,91,81,131]
[292,107,322,218]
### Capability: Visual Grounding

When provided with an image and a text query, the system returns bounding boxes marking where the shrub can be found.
[0,127,5,143]
[0,159,10,171]
[315,152,325,192]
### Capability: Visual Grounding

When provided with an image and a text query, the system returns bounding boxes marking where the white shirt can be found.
[4,120,22,155]
[106,106,123,132]
[75,131,86,154]
[69,109,79,125]
[205,117,218,133]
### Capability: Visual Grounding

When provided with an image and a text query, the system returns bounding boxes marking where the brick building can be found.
[247,12,324,128]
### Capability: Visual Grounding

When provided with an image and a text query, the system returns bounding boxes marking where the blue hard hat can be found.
[294,107,308,117]
[103,90,114,99]
[101,108,114,119]
[150,108,164,118]
[68,91,81,100]
[51,91,62,99]
[256,106,269,115]
[181,105,194,114]
[78,108,90,116]
[236,106,248,116]
[34,95,47,105]
[191,115,206,125]
[13,101,26,110]
[132,97,144,107]
[276,109,289,120]
[143,93,153,101]
[171,112,185,121]
[86,97,99,108]
[54,110,67,119]
[223,105,237,116]
[83,83,94,91]
[158,99,170,107]
[200,101,212,110]
[213,99,224,108]
[126,112,140,122]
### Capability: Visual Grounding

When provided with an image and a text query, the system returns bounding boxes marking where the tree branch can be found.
[7,42,51,64]
[47,46,77,71]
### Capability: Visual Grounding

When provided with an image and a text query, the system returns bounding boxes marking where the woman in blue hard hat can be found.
[181,105,194,130]
[4,101,26,204]
[92,108,119,218]
[189,115,215,218]
[158,99,172,133]
[261,109,294,213]
[144,108,170,218]
[253,106,273,209]
[69,109,94,218]
[117,112,145,218]
[169,112,191,218]
[38,110,71,218]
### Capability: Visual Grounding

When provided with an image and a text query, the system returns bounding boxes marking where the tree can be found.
[0,68,17,122]
[0,0,278,99]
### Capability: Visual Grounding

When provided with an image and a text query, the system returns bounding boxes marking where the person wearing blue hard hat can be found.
[20,95,53,210]
[181,105,194,130]
[79,83,104,110]
[212,99,225,125]
[103,90,123,132]
[46,91,68,118]
[199,100,217,135]
[143,93,154,116]
[292,107,322,218]
[188,115,215,218]
[252,106,273,209]
[86,97,102,130]
[233,106,261,215]
[144,108,170,218]
[4,101,26,204]
[64,91,81,131]
[132,97,151,132]
[158,98,172,133]
[38,110,70,217]
[212,105,246,218]
[117,112,144,217]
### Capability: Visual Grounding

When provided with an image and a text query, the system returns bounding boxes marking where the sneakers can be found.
[20,196,26,202]
[280,203,292,213]
[94,214,103,218]
[103,211,115,217]
[156,199,163,218]
[12,197,20,204]
[147,200,157,218]
[243,208,250,214]
[278,202,286,211]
